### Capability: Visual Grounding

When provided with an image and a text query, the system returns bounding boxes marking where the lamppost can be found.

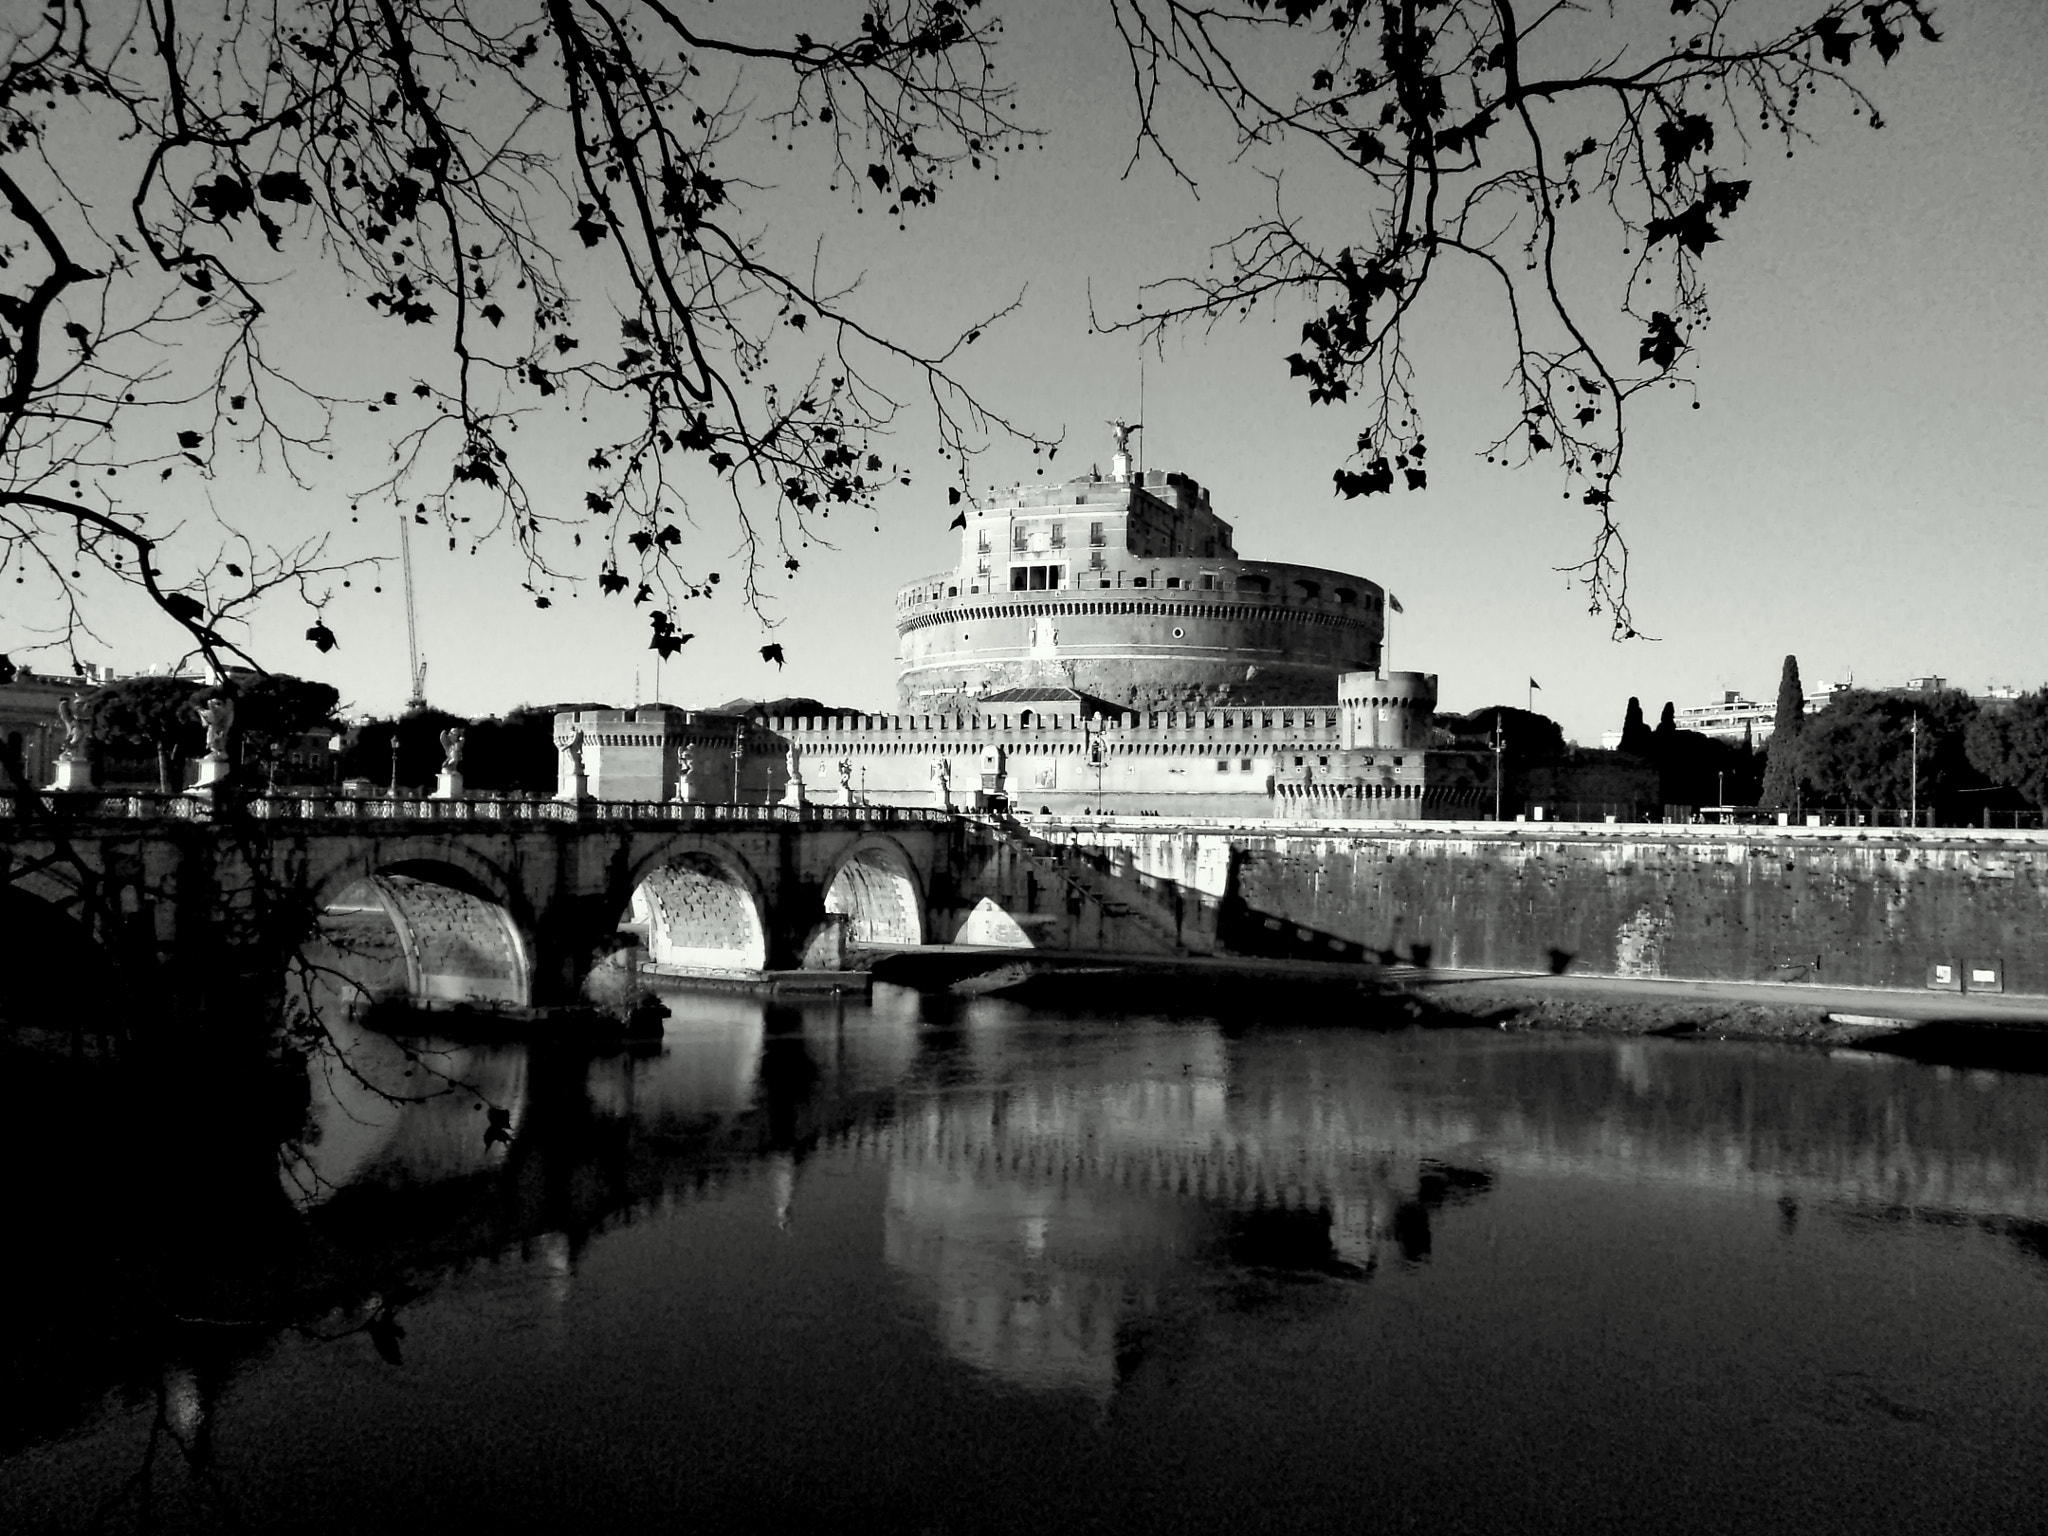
[1492,715,1505,822]
[1909,713,1919,829]
[730,729,744,806]
[389,734,400,798]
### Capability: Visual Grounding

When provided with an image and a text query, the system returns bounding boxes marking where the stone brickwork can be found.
[893,461,1388,711]
[558,683,1478,822]
[1039,819,2048,996]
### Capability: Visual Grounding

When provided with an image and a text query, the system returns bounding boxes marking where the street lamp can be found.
[1909,713,1919,829]
[1492,715,1505,821]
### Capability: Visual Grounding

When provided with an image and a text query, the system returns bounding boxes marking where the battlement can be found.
[555,680,1477,821]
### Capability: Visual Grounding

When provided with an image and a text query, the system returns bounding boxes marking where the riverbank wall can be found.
[1018,818,2048,998]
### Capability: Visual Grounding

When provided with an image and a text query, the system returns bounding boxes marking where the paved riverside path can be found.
[870,945,2048,1031]
[1409,967,2048,1029]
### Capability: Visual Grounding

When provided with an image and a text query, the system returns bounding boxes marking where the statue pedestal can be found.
[782,777,806,809]
[190,754,230,789]
[556,770,587,803]
[47,755,91,792]
[433,769,464,800]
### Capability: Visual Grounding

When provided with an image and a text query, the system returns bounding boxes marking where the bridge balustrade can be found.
[3,792,957,828]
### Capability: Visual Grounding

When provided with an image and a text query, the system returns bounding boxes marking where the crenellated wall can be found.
[557,696,1486,821]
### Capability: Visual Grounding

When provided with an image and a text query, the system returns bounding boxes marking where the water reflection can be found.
[9,985,2048,1533]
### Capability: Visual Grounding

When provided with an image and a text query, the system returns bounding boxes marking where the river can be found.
[5,984,2046,1533]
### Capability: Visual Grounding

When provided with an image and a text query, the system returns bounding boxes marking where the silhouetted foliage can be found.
[1965,692,2048,813]
[87,675,204,792]
[1439,704,1564,805]
[1653,730,1760,810]
[461,709,570,795]
[1618,696,1654,758]
[1798,688,1987,815]
[1,1,1052,674]
[1760,654,1806,809]
[339,710,465,793]
[1106,1,1939,632]
[219,673,342,784]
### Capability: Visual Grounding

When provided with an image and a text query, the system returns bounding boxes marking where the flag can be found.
[1530,677,1542,690]
[1387,593,1404,613]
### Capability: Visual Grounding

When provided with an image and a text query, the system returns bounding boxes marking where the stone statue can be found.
[837,757,853,792]
[199,695,234,758]
[1108,419,1141,457]
[55,692,90,758]
[672,740,696,803]
[780,742,806,808]
[439,725,465,769]
[567,725,585,775]
[932,755,953,811]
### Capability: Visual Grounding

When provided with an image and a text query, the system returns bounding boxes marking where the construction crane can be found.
[398,512,428,713]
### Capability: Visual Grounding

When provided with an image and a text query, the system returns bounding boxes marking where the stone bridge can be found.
[0,792,1024,1016]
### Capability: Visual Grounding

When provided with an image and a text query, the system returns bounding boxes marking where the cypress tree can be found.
[1760,655,1805,809]
[1655,701,1676,737]
[1619,696,1653,757]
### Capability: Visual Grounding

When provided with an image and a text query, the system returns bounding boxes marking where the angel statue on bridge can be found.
[55,691,90,760]
[198,695,234,759]
[439,725,465,769]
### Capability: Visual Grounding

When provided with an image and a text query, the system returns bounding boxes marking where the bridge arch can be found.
[822,834,926,949]
[310,848,532,1009]
[627,840,770,973]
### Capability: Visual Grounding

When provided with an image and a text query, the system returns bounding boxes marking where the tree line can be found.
[1438,657,2048,824]
[1755,656,2048,822]
[62,672,584,795]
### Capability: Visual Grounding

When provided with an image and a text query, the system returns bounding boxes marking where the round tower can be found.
[1338,671,1437,750]
[894,440,1388,711]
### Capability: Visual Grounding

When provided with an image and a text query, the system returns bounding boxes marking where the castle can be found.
[557,433,1485,819]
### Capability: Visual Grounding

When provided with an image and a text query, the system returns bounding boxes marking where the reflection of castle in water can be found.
[286,996,2048,1405]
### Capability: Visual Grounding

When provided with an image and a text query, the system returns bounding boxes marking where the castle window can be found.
[1131,577,1147,588]
[948,585,958,597]
[1238,758,1253,772]
[1089,548,1105,570]
[1089,521,1106,546]
[1216,759,1230,772]
[1049,523,1066,549]
[1012,523,1028,551]
[977,532,990,553]
[1010,566,1028,591]
[1334,587,1357,606]
[1165,575,1181,588]
[1294,579,1320,600]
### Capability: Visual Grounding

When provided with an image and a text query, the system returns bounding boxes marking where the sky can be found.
[13,0,2048,746]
